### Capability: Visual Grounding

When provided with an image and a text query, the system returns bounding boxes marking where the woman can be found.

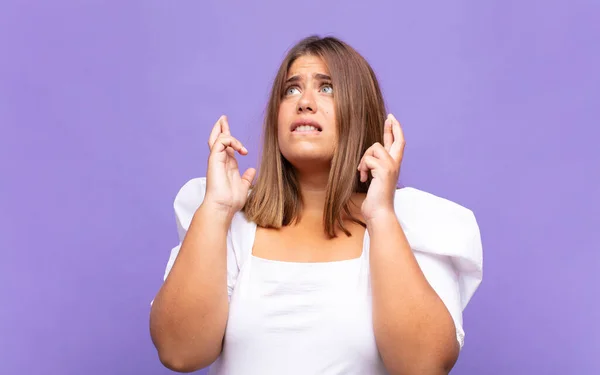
[149,36,483,375]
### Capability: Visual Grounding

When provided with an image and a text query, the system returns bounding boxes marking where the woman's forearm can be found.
[368,210,459,375]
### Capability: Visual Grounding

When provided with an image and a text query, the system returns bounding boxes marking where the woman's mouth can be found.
[293,125,321,133]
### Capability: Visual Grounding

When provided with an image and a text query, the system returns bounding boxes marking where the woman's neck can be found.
[296,169,329,218]
[294,168,365,224]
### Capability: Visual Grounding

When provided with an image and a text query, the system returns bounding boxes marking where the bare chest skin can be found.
[252,217,367,263]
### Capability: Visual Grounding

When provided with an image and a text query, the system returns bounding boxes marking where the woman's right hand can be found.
[203,115,256,218]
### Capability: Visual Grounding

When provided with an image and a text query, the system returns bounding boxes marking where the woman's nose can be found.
[297,91,316,113]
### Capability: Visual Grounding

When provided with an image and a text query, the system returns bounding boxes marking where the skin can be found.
[254,55,365,261]
[277,55,337,176]
[149,55,459,374]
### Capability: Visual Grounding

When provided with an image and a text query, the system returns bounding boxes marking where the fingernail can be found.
[242,146,248,153]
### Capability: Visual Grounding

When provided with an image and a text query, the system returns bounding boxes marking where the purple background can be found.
[1,1,598,374]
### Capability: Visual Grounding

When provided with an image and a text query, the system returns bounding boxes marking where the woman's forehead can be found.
[287,55,330,78]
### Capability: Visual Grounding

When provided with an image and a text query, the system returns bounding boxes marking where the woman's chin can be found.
[283,153,332,170]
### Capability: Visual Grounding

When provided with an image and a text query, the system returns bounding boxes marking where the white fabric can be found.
[161,177,483,374]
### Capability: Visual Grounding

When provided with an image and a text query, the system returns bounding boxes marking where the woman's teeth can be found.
[294,125,319,132]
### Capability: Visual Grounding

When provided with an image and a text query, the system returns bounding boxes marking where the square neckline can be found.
[247,221,370,265]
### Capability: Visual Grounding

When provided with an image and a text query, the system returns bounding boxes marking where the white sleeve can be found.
[394,187,483,349]
[413,251,466,348]
[161,177,241,301]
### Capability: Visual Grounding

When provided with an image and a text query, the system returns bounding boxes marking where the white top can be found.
[160,177,483,375]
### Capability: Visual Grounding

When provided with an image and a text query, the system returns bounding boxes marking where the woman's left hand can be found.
[358,113,405,223]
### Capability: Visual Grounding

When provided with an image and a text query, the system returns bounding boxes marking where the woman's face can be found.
[277,55,337,170]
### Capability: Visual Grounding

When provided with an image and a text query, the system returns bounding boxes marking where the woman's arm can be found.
[150,116,255,372]
[149,203,232,372]
[368,211,459,375]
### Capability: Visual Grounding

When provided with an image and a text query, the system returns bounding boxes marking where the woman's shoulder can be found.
[393,187,483,273]
[172,177,253,236]
[392,186,481,252]
[393,187,478,229]
[170,177,207,239]
[393,187,483,308]
[173,177,208,209]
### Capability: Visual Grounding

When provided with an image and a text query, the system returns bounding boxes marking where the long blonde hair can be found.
[243,36,387,238]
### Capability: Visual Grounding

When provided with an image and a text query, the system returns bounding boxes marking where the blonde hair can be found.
[243,36,387,238]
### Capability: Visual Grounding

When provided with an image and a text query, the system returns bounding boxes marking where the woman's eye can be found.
[320,84,333,94]
[285,86,300,96]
